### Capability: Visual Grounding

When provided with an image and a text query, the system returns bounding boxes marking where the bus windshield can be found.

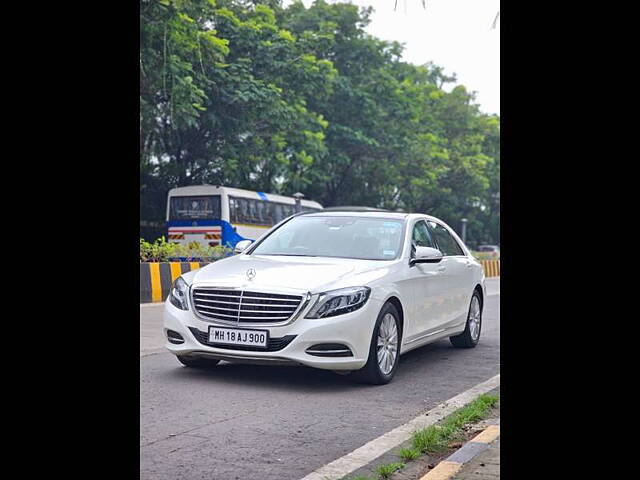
[251,216,405,260]
[169,196,220,221]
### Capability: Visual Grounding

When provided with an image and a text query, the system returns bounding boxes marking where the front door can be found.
[403,219,449,342]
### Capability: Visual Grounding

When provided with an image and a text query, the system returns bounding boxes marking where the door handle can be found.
[437,266,446,272]
[465,261,472,268]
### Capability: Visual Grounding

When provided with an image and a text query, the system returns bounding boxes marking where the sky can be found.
[288,0,500,115]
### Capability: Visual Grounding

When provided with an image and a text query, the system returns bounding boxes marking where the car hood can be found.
[187,254,393,293]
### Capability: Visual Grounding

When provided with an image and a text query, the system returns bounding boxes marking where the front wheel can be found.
[351,303,401,385]
[176,355,221,368]
[450,291,482,348]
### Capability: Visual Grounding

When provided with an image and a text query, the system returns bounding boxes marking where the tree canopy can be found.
[140,0,500,246]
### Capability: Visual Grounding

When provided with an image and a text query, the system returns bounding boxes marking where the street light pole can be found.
[293,192,304,213]
[461,218,468,244]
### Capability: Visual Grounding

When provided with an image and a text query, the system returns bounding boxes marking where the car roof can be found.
[299,210,410,219]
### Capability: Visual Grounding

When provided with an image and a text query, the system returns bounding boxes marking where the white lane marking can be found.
[299,374,500,480]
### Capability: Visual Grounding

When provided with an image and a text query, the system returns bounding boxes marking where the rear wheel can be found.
[450,291,482,348]
[351,303,401,385]
[176,355,221,368]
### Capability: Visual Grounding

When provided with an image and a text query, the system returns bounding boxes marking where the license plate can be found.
[208,326,268,348]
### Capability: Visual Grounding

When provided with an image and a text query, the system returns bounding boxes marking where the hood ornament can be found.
[246,268,256,281]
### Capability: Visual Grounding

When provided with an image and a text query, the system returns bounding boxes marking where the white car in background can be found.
[163,209,486,384]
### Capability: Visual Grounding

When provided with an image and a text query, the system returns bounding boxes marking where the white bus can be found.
[166,185,323,249]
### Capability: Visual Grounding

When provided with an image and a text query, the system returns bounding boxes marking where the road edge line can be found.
[419,424,500,480]
[298,374,500,480]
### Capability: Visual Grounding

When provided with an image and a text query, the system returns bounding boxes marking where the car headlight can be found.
[169,276,189,310]
[305,286,371,319]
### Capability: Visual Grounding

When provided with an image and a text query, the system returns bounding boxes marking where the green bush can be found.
[470,251,500,261]
[140,237,232,262]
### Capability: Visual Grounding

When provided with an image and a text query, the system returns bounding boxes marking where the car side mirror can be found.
[410,246,443,265]
[234,239,253,255]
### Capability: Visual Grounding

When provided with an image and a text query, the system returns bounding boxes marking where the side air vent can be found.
[166,329,185,345]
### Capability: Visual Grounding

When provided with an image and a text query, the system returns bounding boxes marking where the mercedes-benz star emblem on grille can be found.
[246,268,256,280]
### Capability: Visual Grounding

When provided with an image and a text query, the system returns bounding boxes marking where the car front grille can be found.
[188,327,296,352]
[191,288,304,324]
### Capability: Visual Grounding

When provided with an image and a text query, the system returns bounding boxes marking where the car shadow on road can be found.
[160,338,488,392]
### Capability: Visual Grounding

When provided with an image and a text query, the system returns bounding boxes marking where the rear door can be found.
[426,220,474,329]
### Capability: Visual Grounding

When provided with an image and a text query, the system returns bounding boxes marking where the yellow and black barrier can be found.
[479,259,500,278]
[140,262,211,304]
[141,259,499,303]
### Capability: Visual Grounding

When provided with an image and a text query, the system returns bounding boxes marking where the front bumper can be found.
[162,295,382,371]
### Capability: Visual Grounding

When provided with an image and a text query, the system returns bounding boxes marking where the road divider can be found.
[140,262,210,303]
[479,260,500,278]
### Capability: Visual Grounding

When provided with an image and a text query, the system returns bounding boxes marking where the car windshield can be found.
[250,215,405,260]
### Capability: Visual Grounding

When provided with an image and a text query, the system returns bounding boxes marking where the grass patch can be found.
[412,393,498,454]
[398,447,421,461]
[375,462,405,479]
[347,394,498,480]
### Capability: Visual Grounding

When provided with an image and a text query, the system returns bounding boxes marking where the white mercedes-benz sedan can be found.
[163,210,486,384]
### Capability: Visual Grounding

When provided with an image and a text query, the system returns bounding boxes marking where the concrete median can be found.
[140,262,210,303]
[479,260,500,278]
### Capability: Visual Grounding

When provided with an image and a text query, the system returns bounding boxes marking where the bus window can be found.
[169,196,220,220]
[273,204,285,223]
[256,201,266,225]
[229,197,238,223]
[239,198,250,223]
[247,200,257,223]
[228,196,306,227]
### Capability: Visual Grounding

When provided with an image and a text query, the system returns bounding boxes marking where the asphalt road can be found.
[140,281,500,480]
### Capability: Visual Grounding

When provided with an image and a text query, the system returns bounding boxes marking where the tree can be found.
[139,0,500,246]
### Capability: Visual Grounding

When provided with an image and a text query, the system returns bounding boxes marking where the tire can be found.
[176,355,221,368]
[350,302,402,385]
[450,291,482,348]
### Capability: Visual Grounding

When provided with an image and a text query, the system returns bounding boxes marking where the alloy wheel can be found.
[468,295,481,341]
[377,313,399,375]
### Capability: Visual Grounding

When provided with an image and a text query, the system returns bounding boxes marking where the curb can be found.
[139,262,210,303]
[300,375,500,480]
[419,424,500,480]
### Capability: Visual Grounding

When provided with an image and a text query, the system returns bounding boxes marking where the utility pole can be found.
[461,218,468,244]
[293,192,304,213]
